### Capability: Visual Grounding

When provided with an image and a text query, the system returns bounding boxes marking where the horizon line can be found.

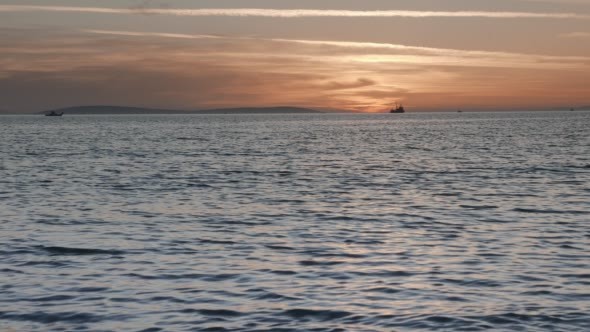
[5,104,588,115]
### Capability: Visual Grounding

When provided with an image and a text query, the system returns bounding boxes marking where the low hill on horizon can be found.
[40,105,325,115]
[37,105,590,115]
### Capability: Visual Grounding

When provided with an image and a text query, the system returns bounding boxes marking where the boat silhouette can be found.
[390,103,405,113]
[45,111,64,117]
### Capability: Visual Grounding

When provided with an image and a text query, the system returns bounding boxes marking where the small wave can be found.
[472,312,588,326]
[70,287,110,293]
[201,273,241,282]
[110,297,141,303]
[28,295,77,302]
[281,308,352,321]
[0,311,115,324]
[299,260,344,267]
[265,244,296,251]
[315,252,368,259]
[367,287,401,294]
[319,215,358,221]
[560,244,583,250]
[480,218,514,223]
[222,220,271,226]
[176,137,208,141]
[256,292,299,301]
[394,213,435,221]
[125,272,239,281]
[437,277,501,287]
[520,166,577,174]
[445,296,470,302]
[276,171,296,177]
[560,273,590,279]
[197,239,236,245]
[17,260,69,267]
[0,268,25,274]
[405,146,433,151]
[389,314,487,329]
[460,205,498,210]
[513,208,589,215]
[344,239,385,245]
[248,289,299,301]
[148,296,187,303]
[267,269,298,275]
[520,290,554,296]
[39,246,126,256]
[516,275,548,282]
[353,270,415,277]
[198,309,244,317]
[434,192,462,197]
[426,315,461,323]
[186,182,212,188]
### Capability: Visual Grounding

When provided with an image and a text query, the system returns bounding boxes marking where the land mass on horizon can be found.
[17,105,590,115]
[39,105,327,115]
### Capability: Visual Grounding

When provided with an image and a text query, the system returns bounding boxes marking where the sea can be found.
[1,111,589,332]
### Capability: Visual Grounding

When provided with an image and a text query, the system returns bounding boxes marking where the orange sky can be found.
[1,0,589,112]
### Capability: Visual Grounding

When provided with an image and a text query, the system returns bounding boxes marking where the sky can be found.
[1,0,589,112]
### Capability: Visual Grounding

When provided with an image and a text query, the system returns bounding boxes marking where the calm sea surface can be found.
[1,112,589,331]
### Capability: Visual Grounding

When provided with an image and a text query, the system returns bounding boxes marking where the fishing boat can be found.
[390,103,405,113]
[45,111,64,117]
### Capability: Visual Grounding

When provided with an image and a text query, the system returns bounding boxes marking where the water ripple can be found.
[1,112,588,331]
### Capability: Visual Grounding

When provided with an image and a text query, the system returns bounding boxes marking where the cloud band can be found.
[1,5,589,19]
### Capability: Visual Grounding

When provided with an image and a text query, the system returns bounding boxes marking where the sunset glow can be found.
[1,0,589,112]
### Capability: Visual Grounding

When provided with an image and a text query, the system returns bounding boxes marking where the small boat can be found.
[45,111,64,117]
[390,103,405,113]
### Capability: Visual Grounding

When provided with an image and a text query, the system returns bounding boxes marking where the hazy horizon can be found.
[1,0,590,113]
[4,104,590,115]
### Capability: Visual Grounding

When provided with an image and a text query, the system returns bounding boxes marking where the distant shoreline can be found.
[35,105,329,115]
[0,105,588,115]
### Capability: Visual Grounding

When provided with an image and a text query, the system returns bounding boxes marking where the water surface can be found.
[1,112,589,331]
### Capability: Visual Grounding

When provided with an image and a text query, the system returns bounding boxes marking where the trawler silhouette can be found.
[390,103,405,113]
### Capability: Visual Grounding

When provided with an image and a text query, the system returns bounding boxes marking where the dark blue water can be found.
[1,112,589,331]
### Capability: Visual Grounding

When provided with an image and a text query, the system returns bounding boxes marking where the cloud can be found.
[83,29,590,70]
[1,29,589,113]
[85,30,221,40]
[518,0,590,4]
[1,5,589,20]
[560,32,590,38]
[322,78,377,90]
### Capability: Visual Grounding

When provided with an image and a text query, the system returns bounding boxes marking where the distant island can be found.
[21,104,590,115]
[39,105,324,115]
